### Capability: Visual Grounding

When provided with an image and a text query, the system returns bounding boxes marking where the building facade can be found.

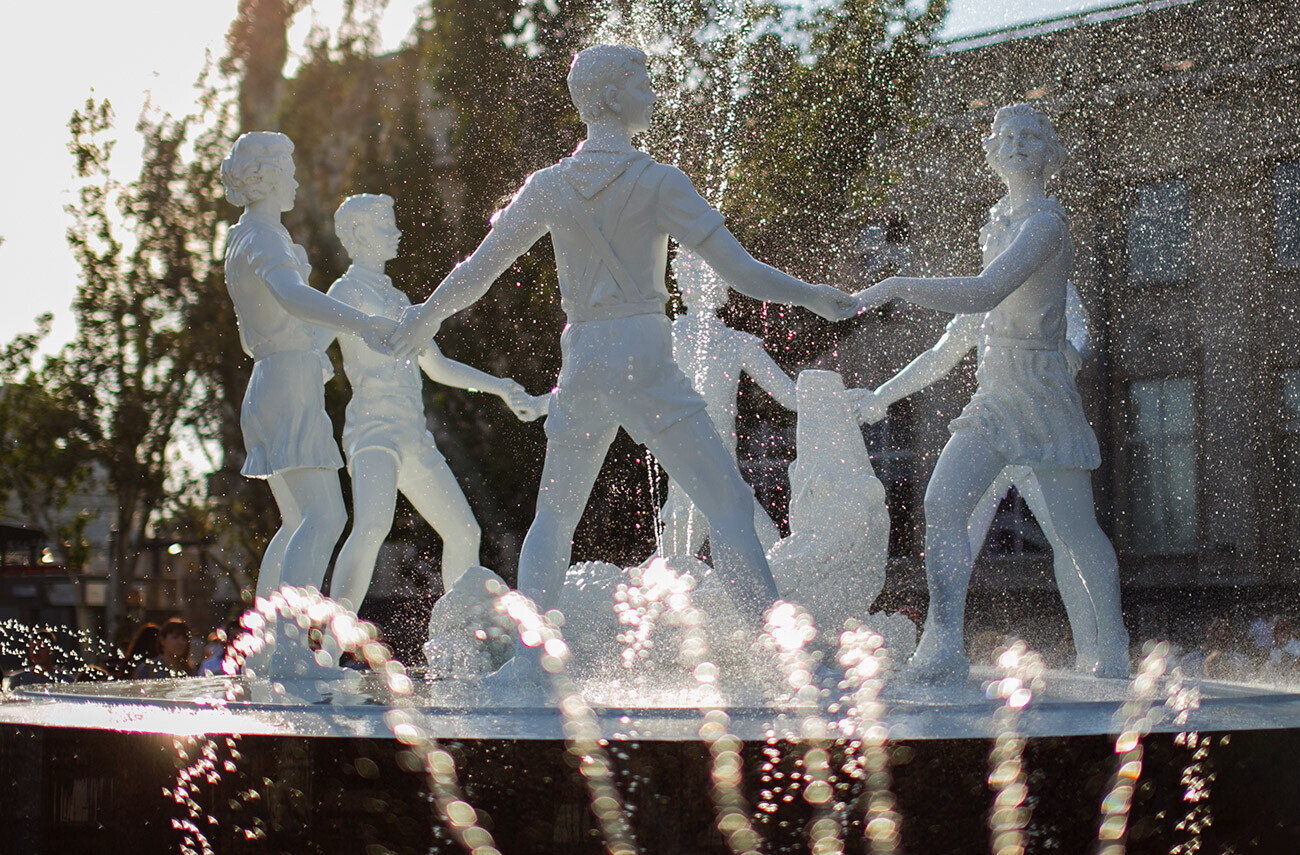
[837,0,1300,649]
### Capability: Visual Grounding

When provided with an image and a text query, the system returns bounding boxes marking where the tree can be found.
[57,95,236,631]
[0,315,98,632]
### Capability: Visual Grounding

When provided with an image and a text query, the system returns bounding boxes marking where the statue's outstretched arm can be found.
[874,314,981,410]
[418,344,520,401]
[857,212,1064,315]
[693,226,859,321]
[393,188,548,356]
[264,265,393,345]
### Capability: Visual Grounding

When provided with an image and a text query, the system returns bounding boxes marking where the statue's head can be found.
[982,104,1067,185]
[673,251,728,312]
[221,132,296,210]
[567,45,654,131]
[334,193,399,262]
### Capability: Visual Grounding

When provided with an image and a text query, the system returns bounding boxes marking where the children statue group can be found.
[221,44,1128,688]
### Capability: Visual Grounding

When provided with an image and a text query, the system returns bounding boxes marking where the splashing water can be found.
[836,624,899,854]
[985,640,1047,855]
[763,601,846,855]
[490,589,640,854]
[1097,641,1172,855]
[1163,664,1212,855]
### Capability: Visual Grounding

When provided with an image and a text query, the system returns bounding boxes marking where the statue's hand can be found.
[391,305,438,360]
[361,316,398,355]
[505,384,549,421]
[1062,341,1084,377]
[806,284,863,322]
[848,388,888,424]
[853,278,899,313]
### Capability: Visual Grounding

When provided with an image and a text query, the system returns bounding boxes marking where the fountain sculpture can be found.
[855,103,1129,684]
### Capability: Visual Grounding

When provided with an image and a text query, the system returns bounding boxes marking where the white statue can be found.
[856,104,1128,683]
[767,370,916,660]
[324,193,545,612]
[659,251,797,556]
[220,132,395,678]
[390,45,861,683]
[859,284,1106,672]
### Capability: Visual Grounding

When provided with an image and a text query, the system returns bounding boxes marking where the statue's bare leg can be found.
[1028,468,1129,677]
[910,430,1008,682]
[249,468,347,679]
[517,433,615,612]
[489,435,612,685]
[330,449,400,610]
[399,455,482,592]
[1017,473,1103,672]
[646,412,777,626]
[274,467,347,591]
[966,469,1014,560]
[257,474,304,599]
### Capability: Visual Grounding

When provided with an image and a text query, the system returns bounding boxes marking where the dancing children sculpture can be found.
[220,132,396,676]
[389,45,860,681]
[858,283,1105,672]
[856,104,1129,682]
[325,193,546,612]
[659,251,798,557]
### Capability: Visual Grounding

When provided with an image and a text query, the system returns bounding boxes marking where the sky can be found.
[0,0,1131,355]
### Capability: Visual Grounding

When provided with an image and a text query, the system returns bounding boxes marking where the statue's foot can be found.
[1092,631,1131,679]
[1092,651,1131,680]
[242,622,344,683]
[900,635,969,685]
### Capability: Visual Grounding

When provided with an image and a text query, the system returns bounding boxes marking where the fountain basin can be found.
[2,673,1299,853]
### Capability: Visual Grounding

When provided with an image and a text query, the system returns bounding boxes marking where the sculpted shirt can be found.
[327,265,424,410]
[224,217,324,359]
[487,139,726,323]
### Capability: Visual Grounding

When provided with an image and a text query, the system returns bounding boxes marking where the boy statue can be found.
[327,193,544,612]
[390,45,860,678]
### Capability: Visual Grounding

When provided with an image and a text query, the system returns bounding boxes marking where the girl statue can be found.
[856,104,1129,683]
[220,132,395,675]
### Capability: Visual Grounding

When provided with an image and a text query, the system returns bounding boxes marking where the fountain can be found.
[3,23,1300,855]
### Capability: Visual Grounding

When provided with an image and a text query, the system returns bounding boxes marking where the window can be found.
[1275,162,1300,269]
[1126,378,1197,553]
[864,400,918,558]
[1127,179,1190,284]
[1277,370,1300,549]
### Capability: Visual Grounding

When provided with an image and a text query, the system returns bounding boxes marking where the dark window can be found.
[1126,378,1197,553]
[1278,370,1300,550]
[1127,179,1190,284]
[1275,162,1300,269]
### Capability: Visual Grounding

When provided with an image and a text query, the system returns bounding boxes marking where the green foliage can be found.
[0,315,96,564]
[54,91,238,619]
[736,0,950,275]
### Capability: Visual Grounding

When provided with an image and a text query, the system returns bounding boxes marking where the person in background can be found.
[157,618,195,676]
[1182,617,1251,682]
[199,630,228,676]
[1263,618,1300,683]
[8,630,60,688]
[124,623,161,678]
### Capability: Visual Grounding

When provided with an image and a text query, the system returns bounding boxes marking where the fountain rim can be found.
[3,668,1298,742]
